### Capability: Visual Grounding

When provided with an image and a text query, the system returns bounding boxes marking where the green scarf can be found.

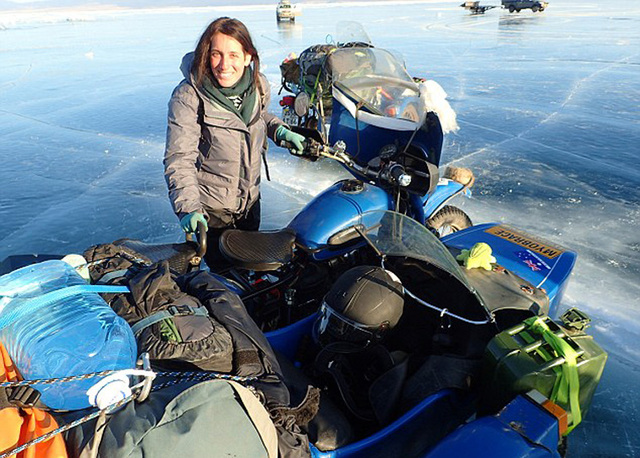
[201,67,257,125]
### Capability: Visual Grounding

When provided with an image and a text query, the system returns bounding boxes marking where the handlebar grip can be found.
[388,164,412,187]
[280,140,296,151]
[283,139,323,162]
[280,140,307,157]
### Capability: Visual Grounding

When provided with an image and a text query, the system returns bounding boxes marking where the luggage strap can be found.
[523,316,581,434]
[96,268,130,284]
[131,305,209,336]
[0,284,130,332]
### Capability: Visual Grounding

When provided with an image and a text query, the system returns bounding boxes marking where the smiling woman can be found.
[162,17,308,269]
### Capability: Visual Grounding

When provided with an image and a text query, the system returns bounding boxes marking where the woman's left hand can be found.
[180,211,208,233]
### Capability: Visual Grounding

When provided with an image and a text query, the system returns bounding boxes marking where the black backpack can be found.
[84,241,317,458]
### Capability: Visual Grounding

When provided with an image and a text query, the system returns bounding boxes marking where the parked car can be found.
[502,0,548,12]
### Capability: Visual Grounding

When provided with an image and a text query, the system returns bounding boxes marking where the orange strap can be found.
[0,343,68,458]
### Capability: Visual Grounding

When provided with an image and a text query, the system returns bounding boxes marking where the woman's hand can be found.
[276,126,306,155]
[180,212,208,233]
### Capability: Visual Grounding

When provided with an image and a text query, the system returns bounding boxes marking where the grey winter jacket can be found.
[164,53,285,227]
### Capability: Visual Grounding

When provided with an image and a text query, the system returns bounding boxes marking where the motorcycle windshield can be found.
[333,21,373,47]
[344,211,489,312]
[329,47,426,126]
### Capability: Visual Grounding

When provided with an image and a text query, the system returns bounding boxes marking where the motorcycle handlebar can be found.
[312,140,411,188]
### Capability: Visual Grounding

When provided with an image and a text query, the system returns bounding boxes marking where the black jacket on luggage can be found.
[179,270,316,457]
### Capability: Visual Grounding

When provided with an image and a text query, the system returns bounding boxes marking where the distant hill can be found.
[0,0,255,10]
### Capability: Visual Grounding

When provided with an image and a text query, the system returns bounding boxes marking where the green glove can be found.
[180,211,208,233]
[276,125,306,155]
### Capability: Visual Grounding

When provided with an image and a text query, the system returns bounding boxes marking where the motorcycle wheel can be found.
[427,205,472,237]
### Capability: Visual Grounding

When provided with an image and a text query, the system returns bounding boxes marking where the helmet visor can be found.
[313,302,379,347]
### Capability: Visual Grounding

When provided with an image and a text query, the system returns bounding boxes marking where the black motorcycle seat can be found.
[219,228,296,271]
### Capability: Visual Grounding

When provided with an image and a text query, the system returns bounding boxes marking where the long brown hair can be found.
[192,17,260,89]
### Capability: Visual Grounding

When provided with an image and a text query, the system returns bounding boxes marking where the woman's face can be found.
[210,32,252,88]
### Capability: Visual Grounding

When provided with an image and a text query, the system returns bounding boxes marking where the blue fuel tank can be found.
[287,179,393,259]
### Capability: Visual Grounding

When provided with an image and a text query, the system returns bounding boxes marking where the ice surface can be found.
[1,0,639,455]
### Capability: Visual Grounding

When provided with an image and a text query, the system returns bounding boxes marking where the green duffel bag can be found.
[65,379,278,458]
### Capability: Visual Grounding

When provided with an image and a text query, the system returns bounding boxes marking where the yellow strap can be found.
[524,316,582,434]
[519,330,563,384]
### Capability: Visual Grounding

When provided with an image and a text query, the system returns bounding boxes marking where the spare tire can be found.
[427,205,472,237]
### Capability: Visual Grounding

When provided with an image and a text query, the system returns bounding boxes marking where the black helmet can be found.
[313,265,404,349]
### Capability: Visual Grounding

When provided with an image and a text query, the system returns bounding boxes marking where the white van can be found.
[276,0,302,22]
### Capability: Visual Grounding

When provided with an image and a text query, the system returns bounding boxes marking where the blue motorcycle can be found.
[199,45,605,456]
[280,45,474,237]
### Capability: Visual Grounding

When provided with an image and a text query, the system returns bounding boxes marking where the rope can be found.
[0,370,116,388]
[0,370,261,457]
[403,287,493,325]
[151,371,259,391]
[0,370,259,389]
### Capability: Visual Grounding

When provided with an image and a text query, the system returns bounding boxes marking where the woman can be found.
[164,17,305,268]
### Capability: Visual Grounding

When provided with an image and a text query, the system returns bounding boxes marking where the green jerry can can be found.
[479,308,607,432]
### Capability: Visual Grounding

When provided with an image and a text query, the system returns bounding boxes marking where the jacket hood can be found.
[180,51,196,85]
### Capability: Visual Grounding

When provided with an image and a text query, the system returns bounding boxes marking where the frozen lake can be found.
[0,0,638,455]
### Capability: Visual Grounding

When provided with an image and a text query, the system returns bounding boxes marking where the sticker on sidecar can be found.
[515,250,550,272]
[485,226,563,259]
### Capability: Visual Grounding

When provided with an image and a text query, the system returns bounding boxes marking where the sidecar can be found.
[261,211,606,458]
[442,223,577,317]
